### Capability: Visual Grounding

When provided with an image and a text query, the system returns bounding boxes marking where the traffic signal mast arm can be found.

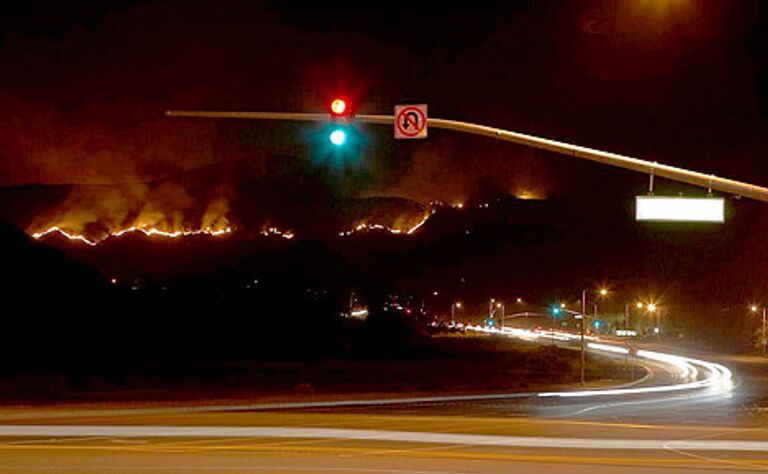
[166,110,768,203]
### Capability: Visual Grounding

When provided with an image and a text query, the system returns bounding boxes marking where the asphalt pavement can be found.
[0,340,764,473]
[0,410,767,473]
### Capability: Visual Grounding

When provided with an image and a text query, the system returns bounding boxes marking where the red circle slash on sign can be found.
[396,106,427,136]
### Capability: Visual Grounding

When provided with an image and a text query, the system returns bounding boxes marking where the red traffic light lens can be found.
[330,98,347,115]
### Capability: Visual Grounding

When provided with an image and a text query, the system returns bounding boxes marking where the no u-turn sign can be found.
[395,104,427,139]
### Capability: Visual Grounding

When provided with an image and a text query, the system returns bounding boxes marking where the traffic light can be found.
[330,98,347,116]
[328,97,352,146]
[551,305,561,316]
[329,128,347,146]
[329,97,352,121]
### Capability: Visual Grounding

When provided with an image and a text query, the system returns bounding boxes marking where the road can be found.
[0,335,765,473]
[1,410,768,472]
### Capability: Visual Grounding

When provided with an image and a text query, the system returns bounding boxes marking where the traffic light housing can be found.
[328,97,352,146]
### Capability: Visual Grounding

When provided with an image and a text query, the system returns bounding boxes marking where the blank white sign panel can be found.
[636,196,724,223]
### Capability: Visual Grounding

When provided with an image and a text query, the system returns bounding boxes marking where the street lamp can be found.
[451,302,461,324]
[577,288,609,386]
[750,304,767,356]
[489,298,496,322]
[496,302,506,328]
[623,302,640,369]
[644,303,660,342]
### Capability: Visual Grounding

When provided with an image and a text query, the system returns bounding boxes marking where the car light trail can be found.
[467,326,733,399]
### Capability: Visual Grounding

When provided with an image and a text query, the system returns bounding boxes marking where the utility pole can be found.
[763,307,766,356]
[624,303,630,367]
[581,290,586,386]
[451,302,461,325]
[489,299,495,326]
[750,305,766,356]
[657,309,662,343]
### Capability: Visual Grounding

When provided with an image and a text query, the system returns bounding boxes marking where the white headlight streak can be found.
[467,326,734,399]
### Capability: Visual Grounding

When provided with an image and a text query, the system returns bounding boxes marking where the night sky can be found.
[2,1,768,353]
[2,0,768,203]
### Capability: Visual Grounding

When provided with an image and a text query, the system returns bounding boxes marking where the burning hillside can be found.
[10,162,441,246]
[26,180,235,245]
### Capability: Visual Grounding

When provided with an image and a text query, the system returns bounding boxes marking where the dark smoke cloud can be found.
[1,0,766,209]
[0,92,217,185]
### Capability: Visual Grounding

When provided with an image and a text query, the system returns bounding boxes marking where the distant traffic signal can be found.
[551,305,561,316]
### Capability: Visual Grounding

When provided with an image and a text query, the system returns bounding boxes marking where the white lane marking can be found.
[1,425,767,453]
[565,404,608,417]
[3,436,113,445]
[663,441,768,471]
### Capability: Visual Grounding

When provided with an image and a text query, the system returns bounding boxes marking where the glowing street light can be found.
[642,303,661,342]
[599,288,608,296]
[496,302,506,329]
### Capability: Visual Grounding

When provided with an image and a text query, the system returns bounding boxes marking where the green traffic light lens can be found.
[329,129,346,146]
